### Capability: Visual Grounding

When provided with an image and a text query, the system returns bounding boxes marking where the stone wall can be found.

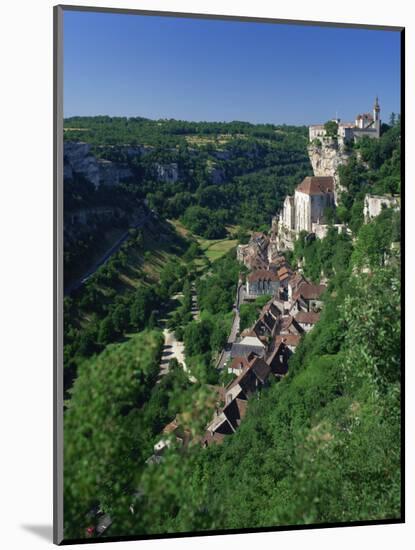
[294,191,311,232]
[363,194,400,223]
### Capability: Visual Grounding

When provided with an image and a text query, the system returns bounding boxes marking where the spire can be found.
[374,96,380,112]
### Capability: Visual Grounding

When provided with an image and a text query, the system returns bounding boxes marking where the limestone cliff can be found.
[307,138,352,202]
[64,141,133,188]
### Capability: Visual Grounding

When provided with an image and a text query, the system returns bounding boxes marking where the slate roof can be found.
[250,357,271,383]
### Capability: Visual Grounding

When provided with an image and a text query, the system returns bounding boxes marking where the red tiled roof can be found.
[274,334,301,347]
[296,176,334,196]
[228,356,250,372]
[295,311,321,325]
[289,272,307,289]
[293,282,326,301]
[277,266,290,277]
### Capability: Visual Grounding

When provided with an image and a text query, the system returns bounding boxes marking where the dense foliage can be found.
[64,330,165,538]
[63,116,401,539]
[64,118,311,258]
[239,294,272,332]
[125,209,401,536]
[64,224,190,393]
[336,120,401,234]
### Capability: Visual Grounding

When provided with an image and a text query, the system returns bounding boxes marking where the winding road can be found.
[64,213,152,296]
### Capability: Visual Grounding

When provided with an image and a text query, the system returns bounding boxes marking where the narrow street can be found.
[216,282,244,370]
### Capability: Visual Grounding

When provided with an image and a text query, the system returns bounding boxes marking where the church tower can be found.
[373,96,381,138]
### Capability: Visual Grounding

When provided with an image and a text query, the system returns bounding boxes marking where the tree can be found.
[64,331,164,539]
[183,320,212,357]
[324,120,338,138]
[98,316,117,346]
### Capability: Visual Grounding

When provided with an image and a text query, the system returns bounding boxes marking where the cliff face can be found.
[64,141,133,188]
[307,139,352,202]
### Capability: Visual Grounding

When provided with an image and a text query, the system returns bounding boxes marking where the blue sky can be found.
[63,10,401,125]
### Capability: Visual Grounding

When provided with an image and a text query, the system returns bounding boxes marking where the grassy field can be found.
[115,220,189,290]
[184,133,248,147]
[167,219,239,264]
[197,238,238,262]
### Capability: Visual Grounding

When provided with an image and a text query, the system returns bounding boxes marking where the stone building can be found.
[309,98,381,144]
[363,194,400,223]
[294,176,335,232]
[295,311,321,332]
[237,232,270,269]
[246,269,279,297]
[274,176,335,250]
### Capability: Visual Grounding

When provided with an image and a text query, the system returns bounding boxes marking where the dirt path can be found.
[159,328,196,383]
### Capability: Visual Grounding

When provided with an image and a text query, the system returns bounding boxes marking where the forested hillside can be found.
[64,117,311,248]
[132,212,400,535]
[63,119,401,540]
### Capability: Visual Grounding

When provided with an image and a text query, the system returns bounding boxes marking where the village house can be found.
[290,282,326,314]
[272,334,301,353]
[288,272,308,300]
[231,335,266,358]
[222,396,248,431]
[295,311,321,332]
[227,356,251,376]
[225,357,270,402]
[277,265,293,288]
[237,232,270,270]
[246,269,279,298]
[278,315,303,336]
[203,357,271,446]
[266,339,293,376]
[253,313,278,342]
[153,415,192,456]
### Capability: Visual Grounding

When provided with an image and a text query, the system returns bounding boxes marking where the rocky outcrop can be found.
[64,141,100,187]
[307,138,352,202]
[64,141,133,188]
[154,162,179,183]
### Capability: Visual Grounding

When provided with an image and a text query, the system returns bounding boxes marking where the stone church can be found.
[272,176,337,251]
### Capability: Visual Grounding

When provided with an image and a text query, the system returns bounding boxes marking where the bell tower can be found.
[373,96,381,137]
